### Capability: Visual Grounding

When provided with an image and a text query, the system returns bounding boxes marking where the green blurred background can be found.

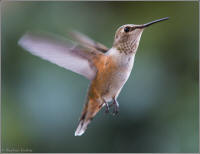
[1,1,199,153]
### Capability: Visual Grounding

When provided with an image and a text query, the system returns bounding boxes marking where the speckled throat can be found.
[115,38,138,55]
[113,29,144,55]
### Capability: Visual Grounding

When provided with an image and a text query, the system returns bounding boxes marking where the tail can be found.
[75,98,103,136]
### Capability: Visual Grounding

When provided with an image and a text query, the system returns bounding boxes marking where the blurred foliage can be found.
[1,1,199,153]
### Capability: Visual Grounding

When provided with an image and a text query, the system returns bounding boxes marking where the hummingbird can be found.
[18,17,169,136]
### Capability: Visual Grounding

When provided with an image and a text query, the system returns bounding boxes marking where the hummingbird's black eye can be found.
[124,27,130,33]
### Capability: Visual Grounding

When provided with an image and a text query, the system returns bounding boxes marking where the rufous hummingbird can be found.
[18,17,169,136]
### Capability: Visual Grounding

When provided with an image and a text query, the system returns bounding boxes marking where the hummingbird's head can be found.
[113,17,169,55]
[113,24,144,54]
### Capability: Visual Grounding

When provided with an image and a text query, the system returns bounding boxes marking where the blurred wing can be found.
[69,31,108,53]
[18,32,98,80]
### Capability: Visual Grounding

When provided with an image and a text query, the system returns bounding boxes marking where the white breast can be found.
[103,47,135,102]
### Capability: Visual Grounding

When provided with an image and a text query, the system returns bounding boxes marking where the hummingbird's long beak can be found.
[135,17,169,29]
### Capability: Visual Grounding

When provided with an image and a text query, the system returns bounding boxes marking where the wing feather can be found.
[69,31,108,53]
[18,32,97,80]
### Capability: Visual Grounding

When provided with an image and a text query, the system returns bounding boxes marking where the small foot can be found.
[109,98,119,115]
[113,99,119,115]
[105,102,109,114]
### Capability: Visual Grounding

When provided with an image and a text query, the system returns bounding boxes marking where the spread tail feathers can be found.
[75,99,103,136]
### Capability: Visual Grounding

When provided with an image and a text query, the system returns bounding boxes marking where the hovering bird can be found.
[18,17,169,136]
